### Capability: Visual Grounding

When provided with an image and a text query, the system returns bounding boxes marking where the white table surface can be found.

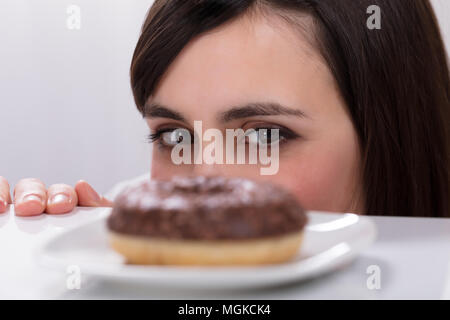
[1,205,450,300]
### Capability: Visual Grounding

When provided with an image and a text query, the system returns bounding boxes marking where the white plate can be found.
[35,211,377,289]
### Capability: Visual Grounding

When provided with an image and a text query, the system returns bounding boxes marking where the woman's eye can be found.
[245,128,283,146]
[161,128,191,146]
[148,128,191,147]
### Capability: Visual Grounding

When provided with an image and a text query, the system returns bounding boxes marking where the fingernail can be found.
[49,194,70,205]
[23,194,42,203]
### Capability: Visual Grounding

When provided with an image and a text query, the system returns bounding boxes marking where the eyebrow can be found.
[219,102,308,122]
[143,101,308,122]
[143,102,186,122]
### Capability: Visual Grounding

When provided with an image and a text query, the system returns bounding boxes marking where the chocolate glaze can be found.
[107,176,307,240]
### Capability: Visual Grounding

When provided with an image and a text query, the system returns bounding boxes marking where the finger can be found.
[75,180,113,207]
[0,176,11,213]
[14,178,47,216]
[46,184,78,214]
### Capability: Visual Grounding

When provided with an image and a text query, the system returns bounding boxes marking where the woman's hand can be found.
[0,176,112,216]
[0,176,12,213]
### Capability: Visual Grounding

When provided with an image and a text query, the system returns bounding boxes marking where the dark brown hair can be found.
[130,0,450,217]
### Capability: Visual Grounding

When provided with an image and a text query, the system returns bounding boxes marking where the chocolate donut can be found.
[107,176,307,265]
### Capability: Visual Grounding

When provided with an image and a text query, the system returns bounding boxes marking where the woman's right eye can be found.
[148,128,192,147]
[161,128,191,146]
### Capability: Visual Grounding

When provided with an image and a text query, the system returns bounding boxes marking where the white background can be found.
[0,0,449,194]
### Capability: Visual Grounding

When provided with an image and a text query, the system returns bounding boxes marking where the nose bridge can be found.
[190,123,249,178]
[190,123,224,177]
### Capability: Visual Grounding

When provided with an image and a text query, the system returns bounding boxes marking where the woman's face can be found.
[145,13,363,213]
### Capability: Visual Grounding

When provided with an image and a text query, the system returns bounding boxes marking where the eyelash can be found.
[147,128,184,149]
[252,125,300,143]
[146,125,300,148]
[147,128,177,143]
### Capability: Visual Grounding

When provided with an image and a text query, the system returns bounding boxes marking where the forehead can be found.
[151,12,333,118]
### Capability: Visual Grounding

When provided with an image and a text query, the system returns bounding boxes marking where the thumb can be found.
[75,180,113,207]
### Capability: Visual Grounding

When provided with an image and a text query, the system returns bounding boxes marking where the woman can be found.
[0,0,448,217]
